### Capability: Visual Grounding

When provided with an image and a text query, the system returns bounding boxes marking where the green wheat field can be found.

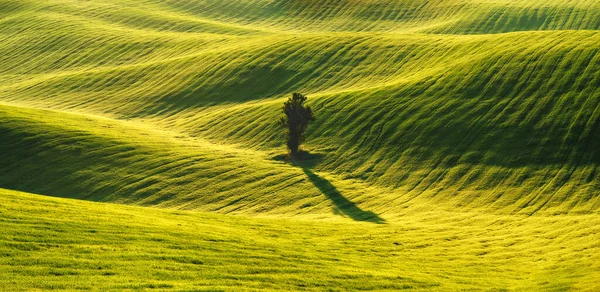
[1,0,599,290]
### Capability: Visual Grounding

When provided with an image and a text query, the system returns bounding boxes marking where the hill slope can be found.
[1,0,598,216]
[2,188,599,290]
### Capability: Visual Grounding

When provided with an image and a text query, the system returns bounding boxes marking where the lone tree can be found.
[279,92,315,158]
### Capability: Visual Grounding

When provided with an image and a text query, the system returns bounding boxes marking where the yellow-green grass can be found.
[2,103,598,218]
[1,0,600,289]
[2,32,599,215]
[1,188,599,291]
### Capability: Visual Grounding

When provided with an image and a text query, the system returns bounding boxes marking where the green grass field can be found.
[2,188,600,291]
[1,0,599,290]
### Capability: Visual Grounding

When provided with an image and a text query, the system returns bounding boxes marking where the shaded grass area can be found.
[302,168,385,224]
[0,104,398,221]
[1,188,599,290]
[1,103,597,217]
[0,104,324,216]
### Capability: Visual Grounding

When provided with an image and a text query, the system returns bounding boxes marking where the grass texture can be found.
[0,0,599,290]
[1,188,599,291]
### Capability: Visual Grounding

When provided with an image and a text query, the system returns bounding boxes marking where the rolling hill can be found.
[0,0,599,290]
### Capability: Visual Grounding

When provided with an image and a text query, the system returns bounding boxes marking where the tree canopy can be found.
[279,93,315,158]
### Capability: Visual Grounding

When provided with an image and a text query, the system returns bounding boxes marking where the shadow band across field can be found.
[302,169,385,224]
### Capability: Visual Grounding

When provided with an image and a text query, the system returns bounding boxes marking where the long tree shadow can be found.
[302,168,385,224]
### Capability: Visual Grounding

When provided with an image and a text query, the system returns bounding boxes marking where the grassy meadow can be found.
[0,0,599,290]
[2,188,600,291]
